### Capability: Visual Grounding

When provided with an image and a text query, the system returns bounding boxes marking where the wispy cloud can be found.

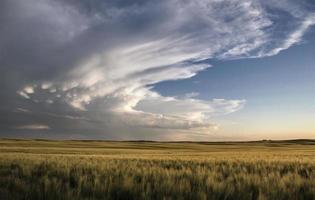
[15,124,50,130]
[263,15,315,56]
[184,92,200,99]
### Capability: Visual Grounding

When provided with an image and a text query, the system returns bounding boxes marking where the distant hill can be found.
[1,138,315,145]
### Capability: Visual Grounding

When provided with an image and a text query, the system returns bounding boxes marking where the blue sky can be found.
[154,30,315,112]
[154,29,315,140]
[0,0,314,140]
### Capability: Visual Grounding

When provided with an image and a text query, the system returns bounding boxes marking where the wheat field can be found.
[0,139,314,200]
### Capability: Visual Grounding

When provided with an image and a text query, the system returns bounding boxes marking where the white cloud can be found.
[41,82,53,90]
[17,85,36,99]
[15,124,50,130]
[135,90,245,127]
[23,85,34,94]
[14,108,31,113]
[184,92,200,98]
[49,88,57,93]
[263,15,315,56]
[17,91,30,99]
[137,92,245,120]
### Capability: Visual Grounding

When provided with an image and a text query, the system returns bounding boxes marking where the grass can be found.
[0,139,315,200]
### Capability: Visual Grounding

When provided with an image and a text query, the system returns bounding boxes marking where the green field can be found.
[0,139,315,200]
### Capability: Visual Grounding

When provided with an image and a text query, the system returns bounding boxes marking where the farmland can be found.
[0,139,314,200]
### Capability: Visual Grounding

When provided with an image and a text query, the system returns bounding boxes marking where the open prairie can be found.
[0,139,315,200]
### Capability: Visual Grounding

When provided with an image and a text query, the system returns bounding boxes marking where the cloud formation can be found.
[0,0,314,140]
[15,124,50,130]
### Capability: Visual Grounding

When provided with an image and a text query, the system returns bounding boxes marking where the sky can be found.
[0,0,314,140]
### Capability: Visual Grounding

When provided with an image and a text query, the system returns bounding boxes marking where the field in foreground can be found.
[0,139,315,200]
